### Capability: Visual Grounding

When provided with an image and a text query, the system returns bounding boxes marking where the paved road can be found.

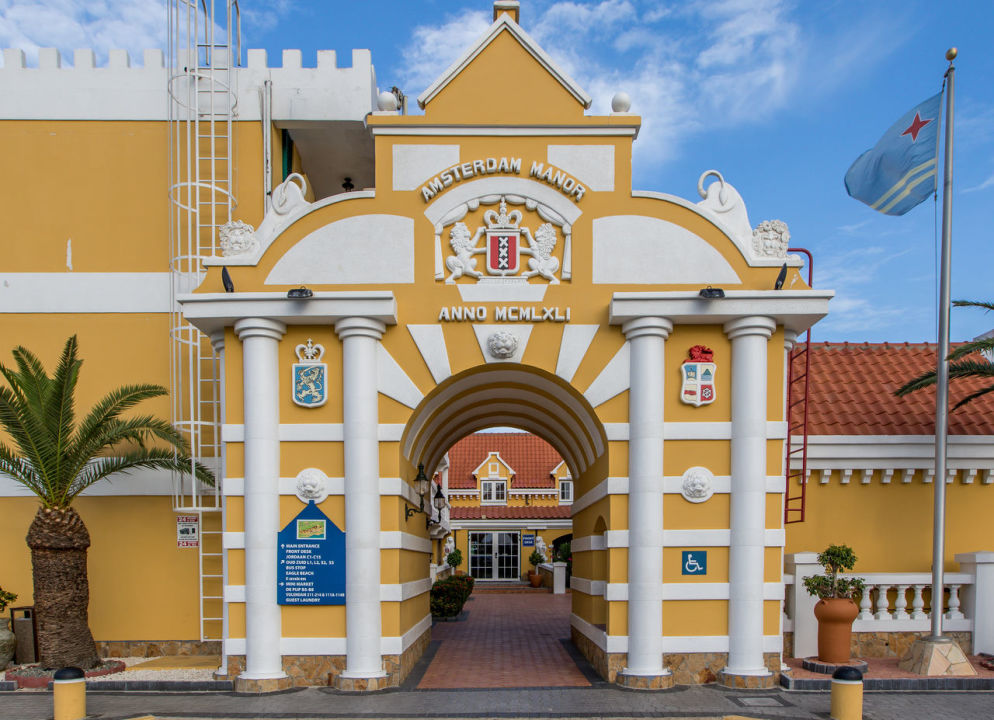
[5,682,994,719]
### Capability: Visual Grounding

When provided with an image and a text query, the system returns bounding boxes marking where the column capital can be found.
[621,316,673,341]
[209,329,226,353]
[783,329,798,352]
[724,315,776,341]
[335,316,386,341]
[234,317,286,342]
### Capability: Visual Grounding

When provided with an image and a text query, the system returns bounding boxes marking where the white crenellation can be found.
[0,47,376,121]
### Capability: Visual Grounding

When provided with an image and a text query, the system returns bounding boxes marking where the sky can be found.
[2,0,992,343]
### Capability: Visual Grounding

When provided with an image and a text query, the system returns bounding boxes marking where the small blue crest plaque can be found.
[292,338,327,408]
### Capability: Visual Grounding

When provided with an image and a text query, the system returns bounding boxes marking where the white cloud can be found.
[963,173,994,194]
[396,0,804,171]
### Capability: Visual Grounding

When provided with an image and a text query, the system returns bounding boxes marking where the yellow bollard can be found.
[830,665,863,720]
[53,667,86,720]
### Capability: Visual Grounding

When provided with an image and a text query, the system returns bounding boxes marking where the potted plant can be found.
[528,550,545,587]
[0,587,17,668]
[802,544,864,663]
[446,548,463,576]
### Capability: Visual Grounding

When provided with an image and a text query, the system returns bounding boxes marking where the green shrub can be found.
[0,587,16,613]
[528,550,545,569]
[430,575,474,617]
[802,544,865,599]
[447,574,474,603]
[446,548,462,569]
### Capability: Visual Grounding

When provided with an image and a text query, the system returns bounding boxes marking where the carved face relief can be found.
[219,219,258,257]
[751,219,790,258]
[295,468,330,504]
[680,466,715,503]
[487,331,519,359]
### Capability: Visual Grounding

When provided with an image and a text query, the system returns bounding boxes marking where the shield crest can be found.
[292,339,328,408]
[486,229,520,275]
[680,345,717,407]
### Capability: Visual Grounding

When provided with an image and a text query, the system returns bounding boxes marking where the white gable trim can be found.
[417,14,591,110]
[472,450,516,480]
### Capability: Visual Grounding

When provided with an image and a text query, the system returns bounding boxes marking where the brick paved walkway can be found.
[417,591,591,689]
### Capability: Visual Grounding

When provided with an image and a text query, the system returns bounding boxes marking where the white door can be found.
[469,531,520,580]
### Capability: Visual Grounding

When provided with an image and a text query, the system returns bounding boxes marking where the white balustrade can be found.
[783,553,994,655]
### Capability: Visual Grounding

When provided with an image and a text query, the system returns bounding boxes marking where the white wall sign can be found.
[437,305,570,323]
[176,515,199,548]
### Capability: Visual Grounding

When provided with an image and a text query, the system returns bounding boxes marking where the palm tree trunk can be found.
[26,507,100,669]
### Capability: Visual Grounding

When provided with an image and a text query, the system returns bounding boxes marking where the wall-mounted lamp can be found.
[287,287,313,299]
[342,177,355,192]
[405,464,447,528]
[699,286,725,299]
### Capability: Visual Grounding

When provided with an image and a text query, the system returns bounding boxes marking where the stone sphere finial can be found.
[611,91,632,113]
[377,91,398,111]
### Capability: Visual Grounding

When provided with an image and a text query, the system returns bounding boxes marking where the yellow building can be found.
[2,0,992,694]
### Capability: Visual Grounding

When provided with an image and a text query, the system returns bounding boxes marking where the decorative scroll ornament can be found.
[219,220,258,257]
[680,466,715,503]
[295,467,330,505]
[487,331,519,359]
[680,345,717,407]
[443,196,561,284]
[752,219,790,258]
[292,338,327,408]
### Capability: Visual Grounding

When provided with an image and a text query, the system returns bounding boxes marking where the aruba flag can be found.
[845,93,942,216]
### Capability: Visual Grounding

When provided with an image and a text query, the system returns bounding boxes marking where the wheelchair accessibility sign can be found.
[682,550,707,576]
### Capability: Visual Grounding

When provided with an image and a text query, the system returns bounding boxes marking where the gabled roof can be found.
[447,433,563,489]
[417,12,592,110]
[472,451,515,479]
[802,342,994,435]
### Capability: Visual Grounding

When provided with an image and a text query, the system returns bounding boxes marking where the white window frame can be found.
[481,479,507,505]
[488,461,500,475]
[559,479,573,504]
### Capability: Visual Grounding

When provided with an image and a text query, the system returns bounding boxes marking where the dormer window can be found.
[481,479,507,505]
[559,479,573,504]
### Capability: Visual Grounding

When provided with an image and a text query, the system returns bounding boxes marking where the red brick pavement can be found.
[417,591,591,689]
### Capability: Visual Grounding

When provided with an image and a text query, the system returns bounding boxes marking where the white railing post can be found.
[874,585,893,621]
[955,552,994,653]
[785,552,820,658]
[858,585,874,620]
[910,585,927,620]
[894,585,910,620]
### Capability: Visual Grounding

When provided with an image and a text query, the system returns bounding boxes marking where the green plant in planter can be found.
[446,548,462,570]
[803,544,865,599]
[528,550,545,571]
[0,587,16,613]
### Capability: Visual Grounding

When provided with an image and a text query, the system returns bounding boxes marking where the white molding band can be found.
[221,423,406,442]
[569,614,782,654]
[225,580,431,604]
[571,529,785,551]
[220,530,429,553]
[0,272,171,313]
[595,422,787,442]
[220,477,416,505]
[223,614,431,657]
[571,475,785,515]
[570,578,783,601]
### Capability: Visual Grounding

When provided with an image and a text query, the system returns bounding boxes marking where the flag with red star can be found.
[844,93,942,216]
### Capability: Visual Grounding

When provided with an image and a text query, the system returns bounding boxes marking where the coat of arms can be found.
[444,196,561,284]
[292,338,327,408]
[680,345,716,407]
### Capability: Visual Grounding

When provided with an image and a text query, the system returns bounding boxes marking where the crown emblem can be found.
[295,338,325,362]
[483,197,522,230]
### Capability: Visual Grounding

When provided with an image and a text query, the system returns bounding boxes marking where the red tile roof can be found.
[803,342,994,435]
[450,505,572,519]
[446,433,563,489]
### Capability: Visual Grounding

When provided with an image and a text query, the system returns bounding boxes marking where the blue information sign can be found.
[682,550,707,576]
[522,534,535,547]
[277,502,345,605]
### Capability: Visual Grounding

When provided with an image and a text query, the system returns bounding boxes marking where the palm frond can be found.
[948,338,994,361]
[73,384,168,450]
[895,369,938,396]
[952,300,994,313]
[47,337,82,488]
[947,359,994,380]
[951,385,994,412]
[0,441,47,499]
[0,378,58,493]
[66,450,214,502]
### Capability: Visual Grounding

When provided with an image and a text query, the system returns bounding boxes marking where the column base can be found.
[899,636,977,676]
[333,672,393,692]
[616,668,674,690]
[718,669,776,689]
[234,674,294,693]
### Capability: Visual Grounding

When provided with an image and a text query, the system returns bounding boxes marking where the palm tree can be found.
[0,336,212,669]
[896,300,994,409]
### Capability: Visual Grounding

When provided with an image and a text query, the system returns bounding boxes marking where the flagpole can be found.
[931,47,956,641]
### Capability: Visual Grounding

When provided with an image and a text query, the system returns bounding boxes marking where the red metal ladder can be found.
[784,248,813,524]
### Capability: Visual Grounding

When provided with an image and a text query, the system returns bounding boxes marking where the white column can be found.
[955,552,994,653]
[621,316,672,677]
[335,316,387,679]
[234,317,286,680]
[724,315,776,678]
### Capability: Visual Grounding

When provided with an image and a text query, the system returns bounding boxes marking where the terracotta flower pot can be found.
[528,571,544,588]
[813,597,858,663]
